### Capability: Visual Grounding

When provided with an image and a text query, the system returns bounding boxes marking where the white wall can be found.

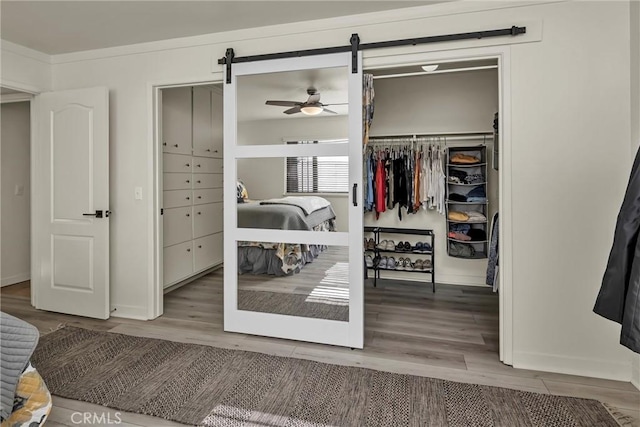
[9,0,630,381]
[1,102,31,286]
[365,69,498,286]
[237,115,349,232]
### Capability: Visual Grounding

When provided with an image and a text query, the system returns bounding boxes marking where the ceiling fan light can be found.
[421,64,439,72]
[300,105,323,116]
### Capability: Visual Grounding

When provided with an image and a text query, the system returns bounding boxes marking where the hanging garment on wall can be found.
[594,148,640,354]
[486,212,499,291]
[362,74,375,148]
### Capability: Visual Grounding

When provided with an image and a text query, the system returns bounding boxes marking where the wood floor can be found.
[2,276,639,426]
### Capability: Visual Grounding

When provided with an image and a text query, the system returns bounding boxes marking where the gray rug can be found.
[33,327,620,427]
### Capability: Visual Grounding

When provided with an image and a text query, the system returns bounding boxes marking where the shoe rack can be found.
[363,227,436,292]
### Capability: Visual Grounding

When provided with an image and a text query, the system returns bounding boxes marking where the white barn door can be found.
[33,87,110,319]
[223,52,364,348]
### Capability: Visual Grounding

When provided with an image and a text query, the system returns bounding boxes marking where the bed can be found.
[237,196,336,276]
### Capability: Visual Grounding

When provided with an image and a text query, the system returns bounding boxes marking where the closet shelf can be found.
[447,182,487,186]
[448,252,488,260]
[448,238,488,244]
[368,248,433,255]
[447,163,487,168]
[369,267,434,274]
[446,200,488,205]
[446,219,487,224]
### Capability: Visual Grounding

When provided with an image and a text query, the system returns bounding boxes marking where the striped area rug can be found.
[33,327,620,427]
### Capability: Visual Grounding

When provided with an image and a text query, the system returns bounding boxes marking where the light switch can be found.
[135,187,143,200]
[14,185,24,196]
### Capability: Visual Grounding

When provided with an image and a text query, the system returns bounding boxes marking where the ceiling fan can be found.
[265,88,344,116]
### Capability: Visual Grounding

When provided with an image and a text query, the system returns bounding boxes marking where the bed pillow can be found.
[237,181,249,203]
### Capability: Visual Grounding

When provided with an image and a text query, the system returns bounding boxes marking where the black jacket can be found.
[594,148,640,353]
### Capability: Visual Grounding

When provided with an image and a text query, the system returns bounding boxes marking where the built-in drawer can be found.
[193,173,222,189]
[163,241,193,287]
[193,188,223,205]
[162,141,191,156]
[193,202,223,238]
[163,153,193,173]
[163,189,192,209]
[194,232,223,272]
[164,173,192,191]
[192,157,222,174]
[193,146,222,158]
[163,206,193,247]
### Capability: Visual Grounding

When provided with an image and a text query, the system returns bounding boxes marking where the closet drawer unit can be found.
[193,188,223,205]
[163,241,194,287]
[164,173,192,191]
[193,173,222,189]
[163,153,193,173]
[163,206,193,246]
[194,232,223,272]
[193,202,223,238]
[193,147,221,158]
[163,189,192,209]
[192,157,222,174]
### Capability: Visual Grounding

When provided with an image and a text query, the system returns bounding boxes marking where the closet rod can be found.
[369,134,493,143]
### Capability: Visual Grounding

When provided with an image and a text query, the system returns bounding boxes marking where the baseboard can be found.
[372,270,488,287]
[632,354,640,390]
[110,304,148,320]
[513,350,632,382]
[1,272,30,287]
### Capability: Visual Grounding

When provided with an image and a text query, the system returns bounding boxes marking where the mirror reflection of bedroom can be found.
[235,68,351,321]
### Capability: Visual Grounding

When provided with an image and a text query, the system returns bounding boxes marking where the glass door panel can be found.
[224,52,363,348]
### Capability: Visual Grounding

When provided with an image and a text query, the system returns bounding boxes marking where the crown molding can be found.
[50,1,559,65]
[1,39,51,64]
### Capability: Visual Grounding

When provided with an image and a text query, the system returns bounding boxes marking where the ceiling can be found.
[0,1,438,55]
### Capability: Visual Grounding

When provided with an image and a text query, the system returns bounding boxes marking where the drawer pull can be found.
[198,245,202,248]
[197,196,202,199]
[163,142,167,146]
[186,163,190,167]
[186,180,190,183]
[196,164,201,168]
[186,213,190,217]
[206,149,211,152]
[187,248,191,252]
[197,212,202,215]
[174,144,178,148]
[186,197,190,200]
[214,150,219,153]
[197,180,201,184]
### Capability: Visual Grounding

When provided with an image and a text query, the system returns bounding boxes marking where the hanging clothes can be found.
[362,74,375,148]
[375,153,386,219]
[594,147,640,354]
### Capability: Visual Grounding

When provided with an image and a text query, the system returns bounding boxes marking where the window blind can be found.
[286,140,349,194]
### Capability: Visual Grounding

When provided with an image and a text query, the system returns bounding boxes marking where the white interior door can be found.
[33,87,110,319]
[224,52,363,348]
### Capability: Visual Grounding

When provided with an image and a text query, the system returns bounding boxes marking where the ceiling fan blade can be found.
[283,106,302,115]
[322,103,348,106]
[266,100,299,107]
[322,108,338,114]
[307,93,321,104]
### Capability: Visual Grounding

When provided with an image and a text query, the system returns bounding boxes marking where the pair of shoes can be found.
[387,256,396,269]
[365,254,374,268]
[377,240,396,251]
[365,238,376,251]
[377,256,388,269]
[414,242,432,253]
[398,257,413,270]
[395,241,412,252]
[414,259,432,271]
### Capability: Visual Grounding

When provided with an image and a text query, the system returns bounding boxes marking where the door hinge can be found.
[160,208,164,215]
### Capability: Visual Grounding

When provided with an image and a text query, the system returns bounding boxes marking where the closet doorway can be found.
[362,46,512,364]
[0,88,34,302]
[152,82,225,319]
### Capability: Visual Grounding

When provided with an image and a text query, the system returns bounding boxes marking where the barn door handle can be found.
[352,183,358,207]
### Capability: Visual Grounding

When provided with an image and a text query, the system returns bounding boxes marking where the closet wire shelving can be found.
[364,227,436,293]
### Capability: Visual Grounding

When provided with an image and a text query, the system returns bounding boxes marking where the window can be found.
[285,140,349,194]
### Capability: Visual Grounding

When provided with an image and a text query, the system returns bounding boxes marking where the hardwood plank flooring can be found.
[2,273,638,426]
